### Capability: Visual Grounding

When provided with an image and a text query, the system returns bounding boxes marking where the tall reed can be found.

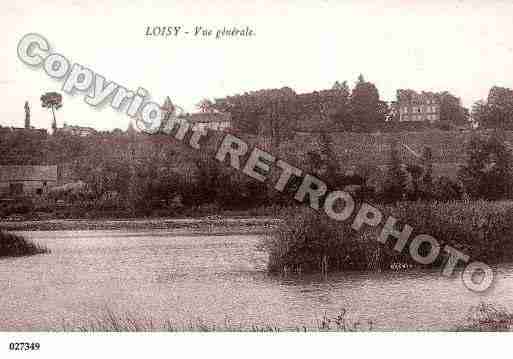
[260,200,513,274]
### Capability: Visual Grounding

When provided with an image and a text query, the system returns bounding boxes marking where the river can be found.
[1,230,512,331]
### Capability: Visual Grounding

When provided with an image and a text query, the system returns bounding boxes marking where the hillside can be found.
[1,128,506,187]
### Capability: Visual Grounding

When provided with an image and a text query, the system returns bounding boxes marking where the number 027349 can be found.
[9,342,40,351]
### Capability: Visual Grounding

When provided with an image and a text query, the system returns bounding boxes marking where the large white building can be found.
[395,89,441,122]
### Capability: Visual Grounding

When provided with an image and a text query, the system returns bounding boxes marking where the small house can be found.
[0,165,58,197]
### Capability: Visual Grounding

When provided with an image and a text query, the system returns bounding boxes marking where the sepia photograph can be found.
[1,0,513,357]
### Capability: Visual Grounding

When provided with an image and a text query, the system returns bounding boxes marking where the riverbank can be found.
[0,216,281,233]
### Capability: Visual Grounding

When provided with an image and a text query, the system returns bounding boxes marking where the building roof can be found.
[62,124,97,132]
[397,89,440,104]
[0,126,47,135]
[0,165,58,182]
[180,112,231,124]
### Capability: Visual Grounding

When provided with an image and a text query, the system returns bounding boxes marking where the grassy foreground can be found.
[68,309,372,332]
[67,303,513,332]
[0,231,49,258]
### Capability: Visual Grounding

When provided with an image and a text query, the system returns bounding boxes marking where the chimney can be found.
[24,101,30,129]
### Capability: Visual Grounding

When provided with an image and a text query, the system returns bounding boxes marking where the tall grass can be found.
[68,304,513,331]
[260,207,384,273]
[0,231,48,258]
[67,309,372,332]
[260,200,513,274]
[387,200,513,265]
[457,303,513,331]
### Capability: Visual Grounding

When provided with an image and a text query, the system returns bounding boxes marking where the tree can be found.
[421,147,433,197]
[471,100,489,128]
[41,92,62,133]
[477,86,513,129]
[332,80,350,94]
[349,74,383,132]
[330,81,352,130]
[319,132,339,182]
[406,163,424,200]
[383,140,407,202]
[432,176,462,201]
[212,87,298,148]
[196,98,215,113]
[437,91,469,127]
[458,134,513,200]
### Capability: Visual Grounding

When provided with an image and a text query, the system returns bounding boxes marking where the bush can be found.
[260,200,513,275]
[386,200,513,265]
[0,198,34,218]
[458,134,513,200]
[0,231,49,258]
[432,176,462,201]
[260,207,386,273]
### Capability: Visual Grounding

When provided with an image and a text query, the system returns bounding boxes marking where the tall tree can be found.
[421,147,433,197]
[330,81,352,130]
[458,134,513,199]
[383,140,408,202]
[41,92,62,133]
[196,98,215,113]
[437,91,469,126]
[212,87,298,148]
[350,74,383,132]
[332,80,350,94]
[319,132,339,184]
[478,86,513,129]
[471,100,489,128]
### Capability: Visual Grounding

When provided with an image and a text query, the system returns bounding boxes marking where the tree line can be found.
[205,74,471,142]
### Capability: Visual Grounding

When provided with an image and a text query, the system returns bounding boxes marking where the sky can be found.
[3,0,513,131]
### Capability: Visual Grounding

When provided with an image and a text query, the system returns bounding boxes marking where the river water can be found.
[1,230,512,331]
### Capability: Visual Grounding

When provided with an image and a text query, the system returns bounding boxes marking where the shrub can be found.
[432,176,462,201]
[260,207,387,273]
[382,140,408,203]
[458,134,513,200]
[0,231,49,258]
[261,199,513,275]
[386,200,513,265]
